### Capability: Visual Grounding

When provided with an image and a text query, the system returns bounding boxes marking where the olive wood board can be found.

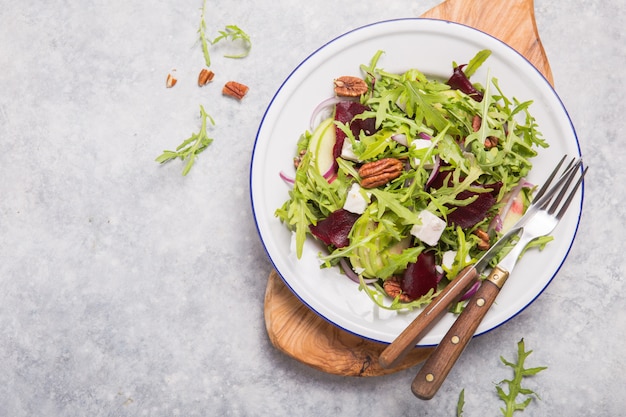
[263,0,554,377]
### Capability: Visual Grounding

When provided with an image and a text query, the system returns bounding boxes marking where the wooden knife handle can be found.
[411,266,509,400]
[379,266,479,369]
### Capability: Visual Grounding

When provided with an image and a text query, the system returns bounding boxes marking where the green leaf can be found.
[155,105,215,176]
[211,25,252,59]
[456,388,465,417]
[497,339,547,417]
[198,0,211,67]
[464,49,492,77]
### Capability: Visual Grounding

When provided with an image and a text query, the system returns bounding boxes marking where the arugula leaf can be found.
[456,388,465,417]
[155,105,215,176]
[211,25,252,59]
[463,49,492,77]
[197,1,251,67]
[198,0,211,67]
[497,339,547,416]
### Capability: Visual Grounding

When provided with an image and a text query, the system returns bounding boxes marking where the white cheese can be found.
[412,138,434,168]
[343,183,369,214]
[442,250,471,270]
[410,210,446,246]
[340,140,360,162]
[442,251,457,270]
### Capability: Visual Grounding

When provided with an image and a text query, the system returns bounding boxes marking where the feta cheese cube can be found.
[410,210,446,246]
[442,250,457,270]
[343,183,369,214]
[412,138,434,167]
[442,250,471,270]
[340,140,360,162]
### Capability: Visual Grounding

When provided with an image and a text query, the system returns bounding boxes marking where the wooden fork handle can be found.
[411,266,510,400]
[379,266,479,369]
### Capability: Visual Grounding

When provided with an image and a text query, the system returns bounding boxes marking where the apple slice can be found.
[308,117,337,179]
[501,191,525,232]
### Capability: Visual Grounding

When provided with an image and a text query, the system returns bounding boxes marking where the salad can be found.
[275,50,548,311]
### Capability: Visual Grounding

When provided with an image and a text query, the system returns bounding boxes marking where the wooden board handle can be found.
[422,0,553,86]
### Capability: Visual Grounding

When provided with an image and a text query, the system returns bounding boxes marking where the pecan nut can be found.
[334,76,368,97]
[484,136,499,149]
[166,72,177,88]
[222,81,249,100]
[358,158,404,188]
[383,277,412,303]
[473,229,490,250]
[472,115,498,149]
[198,68,215,86]
[472,115,482,132]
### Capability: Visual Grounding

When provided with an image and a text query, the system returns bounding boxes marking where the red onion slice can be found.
[322,165,337,183]
[459,280,480,301]
[310,96,358,131]
[279,171,295,185]
[339,258,377,284]
[418,132,432,140]
[424,155,441,190]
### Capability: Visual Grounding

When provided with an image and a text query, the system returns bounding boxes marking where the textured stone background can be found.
[0,0,624,415]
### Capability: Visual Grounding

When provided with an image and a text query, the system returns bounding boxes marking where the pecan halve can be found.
[222,81,249,100]
[358,158,404,189]
[472,115,482,132]
[484,136,499,149]
[334,76,368,97]
[473,229,491,250]
[166,72,177,88]
[383,277,412,303]
[198,68,215,86]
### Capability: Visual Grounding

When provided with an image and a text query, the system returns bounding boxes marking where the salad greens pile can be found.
[276,50,548,309]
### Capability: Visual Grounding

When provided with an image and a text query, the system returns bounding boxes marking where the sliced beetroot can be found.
[333,101,376,161]
[446,186,499,228]
[401,251,438,300]
[427,168,502,229]
[447,64,484,102]
[310,208,360,248]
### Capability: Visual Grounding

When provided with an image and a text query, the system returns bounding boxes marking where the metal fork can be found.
[411,158,587,400]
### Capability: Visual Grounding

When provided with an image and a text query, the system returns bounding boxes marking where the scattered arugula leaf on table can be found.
[211,25,251,59]
[197,0,212,67]
[155,105,215,176]
[456,388,465,417]
[198,0,251,67]
[497,338,547,416]
[455,339,547,416]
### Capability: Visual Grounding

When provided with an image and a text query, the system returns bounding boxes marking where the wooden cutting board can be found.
[264,0,554,377]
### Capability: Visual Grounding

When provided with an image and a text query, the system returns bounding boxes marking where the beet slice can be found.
[333,101,376,161]
[446,183,501,228]
[401,251,438,300]
[427,169,502,229]
[310,209,360,248]
[447,64,484,102]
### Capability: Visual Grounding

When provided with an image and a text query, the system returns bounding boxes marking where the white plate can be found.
[250,19,583,346]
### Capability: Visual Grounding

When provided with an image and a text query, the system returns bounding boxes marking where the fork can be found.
[379,156,578,370]
[411,158,587,400]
